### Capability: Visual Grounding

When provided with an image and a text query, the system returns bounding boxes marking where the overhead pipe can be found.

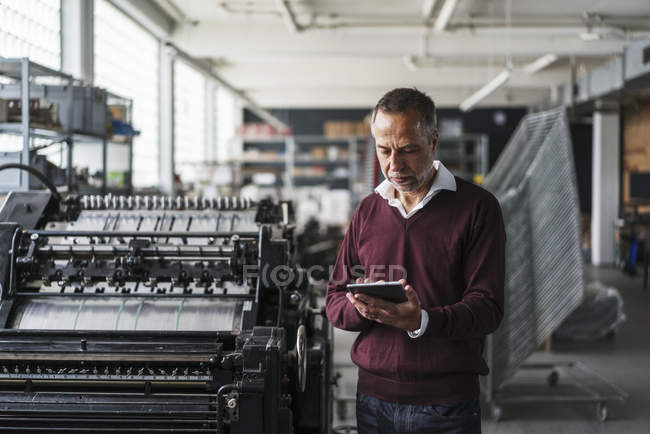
[276,0,302,32]
[210,1,650,32]
[219,4,280,16]
[154,0,193,25]
[421,0,438,20]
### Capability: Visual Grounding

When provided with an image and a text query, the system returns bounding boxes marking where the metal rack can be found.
[482,107,629,422]
[484,359,629,422]
[238,134,363,205]
[0,58,133,195]
[435,134,489,181]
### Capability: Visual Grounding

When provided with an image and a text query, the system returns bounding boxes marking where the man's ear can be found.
[431,129,439,154]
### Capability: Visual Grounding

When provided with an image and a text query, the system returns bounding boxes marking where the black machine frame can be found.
[0,192,333,433]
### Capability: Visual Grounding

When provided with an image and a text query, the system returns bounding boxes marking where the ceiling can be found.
[160,0,650,108]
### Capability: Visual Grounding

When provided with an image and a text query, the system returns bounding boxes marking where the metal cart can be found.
[484,360,630,422]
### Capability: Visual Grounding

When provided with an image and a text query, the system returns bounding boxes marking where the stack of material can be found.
[554,282,626,341]
[483,107,585,390]
[324,120,369,138]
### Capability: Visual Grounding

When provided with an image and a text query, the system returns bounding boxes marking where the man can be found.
[325,88,505,434]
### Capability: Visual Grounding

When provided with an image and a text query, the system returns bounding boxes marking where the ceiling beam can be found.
[108,0,175,38]
[246,86,548,108]
[216,60,570,89]
[172,21,626,59]
[153,0,191,25]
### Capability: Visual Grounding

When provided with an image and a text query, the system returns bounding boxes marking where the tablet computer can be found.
[346,281,407,303]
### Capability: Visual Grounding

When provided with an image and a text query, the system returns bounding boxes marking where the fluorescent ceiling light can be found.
[421,0,437,19]
[580,31,601,41]
[434,0,458,33]
[459,68,511,112]
[402,55,419,72]
[523,54,559,74]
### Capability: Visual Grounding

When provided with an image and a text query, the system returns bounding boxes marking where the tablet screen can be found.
[346,281,407,303]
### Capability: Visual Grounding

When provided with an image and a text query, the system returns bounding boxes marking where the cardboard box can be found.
[311,147,327,160]
[1,83,108,135]
[108,105,127,122]
[324,120,367,138]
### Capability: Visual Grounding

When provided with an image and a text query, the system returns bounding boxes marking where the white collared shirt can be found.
[374,160,457,338]
[374,160,457,219]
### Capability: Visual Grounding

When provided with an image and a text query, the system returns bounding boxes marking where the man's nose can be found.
[389,151,403,170]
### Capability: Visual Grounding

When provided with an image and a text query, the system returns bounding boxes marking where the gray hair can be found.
[372,87,437,139]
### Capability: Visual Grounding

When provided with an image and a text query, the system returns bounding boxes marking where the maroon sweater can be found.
[325,177,505,405]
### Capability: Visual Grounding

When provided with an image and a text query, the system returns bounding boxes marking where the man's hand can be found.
[346,278,421,332]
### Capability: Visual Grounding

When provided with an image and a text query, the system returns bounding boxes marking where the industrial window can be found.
[94,0,159,188]
[217,86,240,163]
[0,0,61,70]
[174,59,208,186]
[0,0,61,151]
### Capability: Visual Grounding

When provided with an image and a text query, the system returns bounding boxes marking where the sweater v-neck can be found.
[381,190,445,228]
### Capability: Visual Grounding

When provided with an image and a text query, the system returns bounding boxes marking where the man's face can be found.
[371,108,438,193]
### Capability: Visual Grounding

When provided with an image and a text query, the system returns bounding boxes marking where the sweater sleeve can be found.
[325,205,373,332]
[426,195,506,339]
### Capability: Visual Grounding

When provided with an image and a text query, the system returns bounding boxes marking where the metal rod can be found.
[0,409,220,416]
[0,352,216,361]
[574,361,630,399]
[29,230,258,238]
[14,293,253,299]
[494,395,626,403]
[0,418,215,424]
[0,400,215,406]
[20,59,30,191]
[276,0,302,32]
[0,426,215,432]
[32,250,234,261]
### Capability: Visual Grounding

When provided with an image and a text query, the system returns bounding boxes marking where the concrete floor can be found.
[331,266,650,433]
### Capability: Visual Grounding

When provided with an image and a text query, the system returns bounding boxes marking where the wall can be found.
[245,107,528,169]
[570,122,593,214]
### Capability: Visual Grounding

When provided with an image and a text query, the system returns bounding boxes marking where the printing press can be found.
[0,190,332,433]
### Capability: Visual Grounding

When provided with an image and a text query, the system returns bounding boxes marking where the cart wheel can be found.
[491,405,503,421]
[547,369,560,387]
[597,403,608,422]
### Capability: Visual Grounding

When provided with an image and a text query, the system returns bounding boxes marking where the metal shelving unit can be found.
[0,58,133,194]
[238,134,364,205]
[436,134,490,181]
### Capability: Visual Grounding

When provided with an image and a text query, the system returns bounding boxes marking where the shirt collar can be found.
[374,160,457,202]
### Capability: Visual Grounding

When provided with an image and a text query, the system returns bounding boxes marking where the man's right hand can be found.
[346,278,422,332]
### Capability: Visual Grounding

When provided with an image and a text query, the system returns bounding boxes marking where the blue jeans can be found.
[356,391,481,434]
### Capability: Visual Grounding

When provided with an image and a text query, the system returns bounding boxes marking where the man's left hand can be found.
[346,279,422,332]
